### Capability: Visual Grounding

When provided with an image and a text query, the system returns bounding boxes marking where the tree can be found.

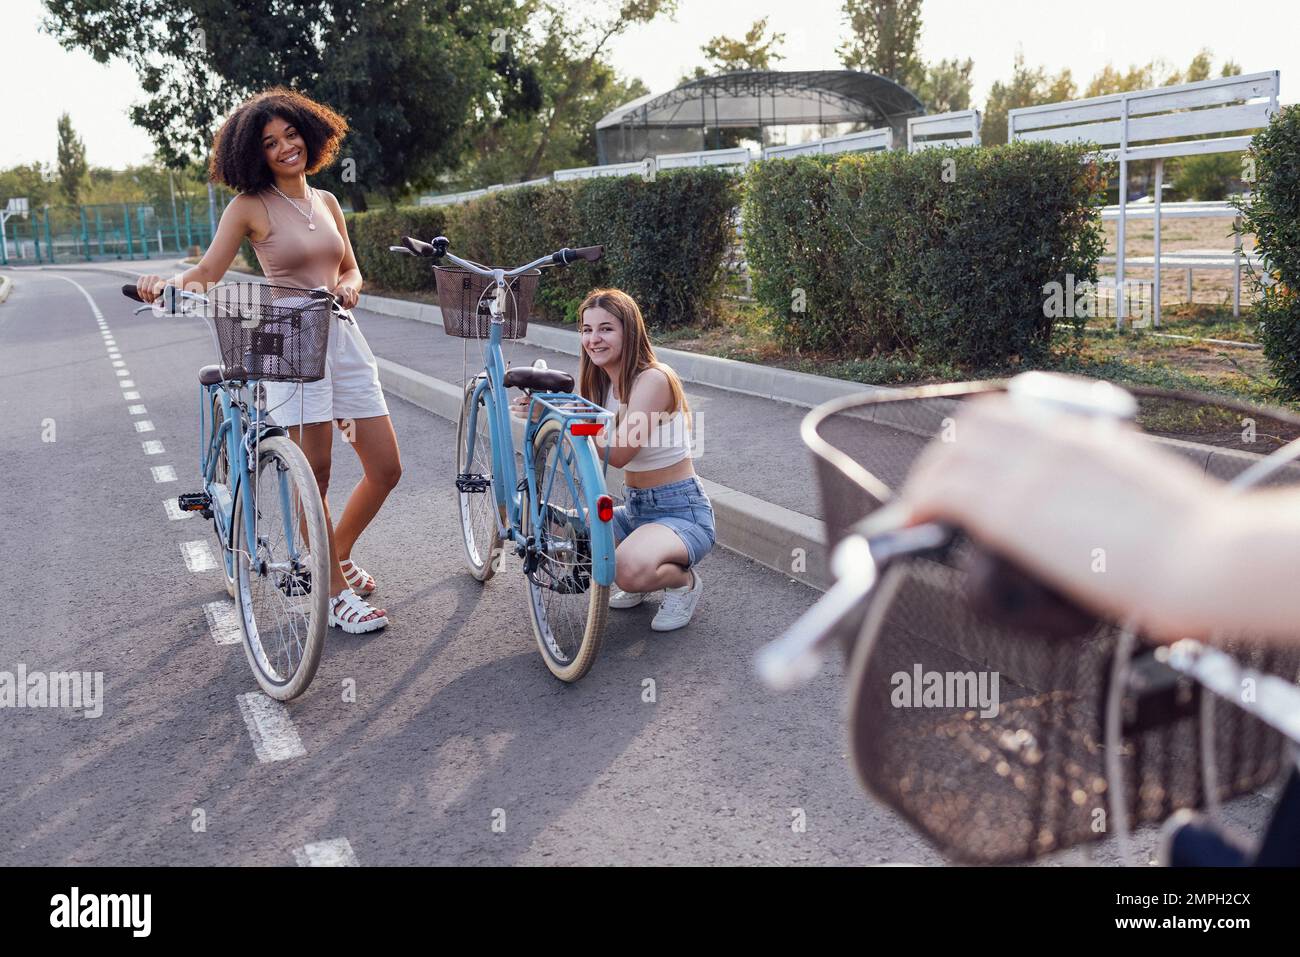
[518,0,677,181]
[837,0,923,88]
[56,113,88,206]
[981,53,1076,146]
[41,0,525,210]
[682,17,786,81]
[0,163,54,209]
[914,57,973,113]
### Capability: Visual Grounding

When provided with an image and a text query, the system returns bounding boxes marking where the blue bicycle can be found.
[123,281,340,699]
[392,236,616,681]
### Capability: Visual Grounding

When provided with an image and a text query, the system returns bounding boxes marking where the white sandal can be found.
[329,588,388,634]
[339,559,376,597]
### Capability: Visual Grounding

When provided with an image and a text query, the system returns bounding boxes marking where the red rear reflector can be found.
[596,494,614,522]
[570,422,604,436]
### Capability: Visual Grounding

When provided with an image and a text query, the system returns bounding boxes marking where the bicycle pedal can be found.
[178,492,213,518]
[456,472,491,493]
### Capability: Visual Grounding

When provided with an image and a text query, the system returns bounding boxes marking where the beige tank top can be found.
[606,381,692,473]
[248,188,346,291]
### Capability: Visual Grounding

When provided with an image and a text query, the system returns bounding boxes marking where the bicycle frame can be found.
[463,315,616,587]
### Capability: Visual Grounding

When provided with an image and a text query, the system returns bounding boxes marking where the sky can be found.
[5,0,1297,170]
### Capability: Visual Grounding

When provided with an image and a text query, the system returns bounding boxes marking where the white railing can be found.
[654,147,752,170]
[907,110,981,152]
[1010,71,1279,327]
[762,127,893,159]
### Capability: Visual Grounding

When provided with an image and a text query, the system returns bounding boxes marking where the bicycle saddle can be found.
[503,367,574,393]
[198,364,250,385]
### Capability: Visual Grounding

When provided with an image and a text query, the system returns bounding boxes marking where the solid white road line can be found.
[152,464,176,482]
[204,601,242,646]
[142,440,164,454]
[163,498,192,521]
[237,693,307,763]
[293,838,358,867]
[135,420,155,433]
[180,539,216,572]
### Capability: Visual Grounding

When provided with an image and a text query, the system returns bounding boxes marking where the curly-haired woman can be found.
[135,88,396,635]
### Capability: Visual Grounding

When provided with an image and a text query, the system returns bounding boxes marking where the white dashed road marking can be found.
[120,380,135,388]
[115,369,129,377]
[204,601,242,646]
[180,539,217,572]
[237,693,307,763]
[135,420,155,433]
[163,498,192,521]
[293,838,358,867]
[142,440,165,455]
[151,464,176,482]
[123,391,140,400]
[128,404,147,415]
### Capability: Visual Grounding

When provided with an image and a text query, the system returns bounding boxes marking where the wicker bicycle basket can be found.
[434,266,540,339]
[803,381,1300,864]
[206,283,333,382]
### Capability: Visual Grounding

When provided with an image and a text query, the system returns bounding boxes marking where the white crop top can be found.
[606,382,693,472]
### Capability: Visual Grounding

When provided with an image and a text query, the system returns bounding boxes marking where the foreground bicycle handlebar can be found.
[759,372,1139,692]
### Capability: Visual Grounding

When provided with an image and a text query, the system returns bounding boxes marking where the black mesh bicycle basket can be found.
[207,283,333,382]
[804,380,1300,864]
[434,266,539,339]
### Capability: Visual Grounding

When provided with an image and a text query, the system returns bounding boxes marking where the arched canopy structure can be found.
[595,70,924,164]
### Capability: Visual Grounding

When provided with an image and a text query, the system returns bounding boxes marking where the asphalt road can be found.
[0,266,1275,866]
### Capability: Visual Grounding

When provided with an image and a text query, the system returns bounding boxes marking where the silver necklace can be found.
[271,183,317,230]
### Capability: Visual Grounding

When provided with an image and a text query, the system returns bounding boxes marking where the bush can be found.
[742,142,1106,367]
[338,169,738,329]
[1241,106,1300,397]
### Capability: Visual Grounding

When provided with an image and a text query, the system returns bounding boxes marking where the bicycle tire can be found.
[232,435,329,700]
[210,392,236,598]
[522,418,609,682]
[456,379,503,581]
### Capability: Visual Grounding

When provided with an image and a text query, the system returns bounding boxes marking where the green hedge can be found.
[742,142,1106,367]
[334,168,738,329]
[1241,106,1300,397]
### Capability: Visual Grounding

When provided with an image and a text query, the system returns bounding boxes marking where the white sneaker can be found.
[609,586,645,609]
[651,569,703,632]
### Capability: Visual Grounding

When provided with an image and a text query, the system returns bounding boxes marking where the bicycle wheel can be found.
[456,379,503,581]
[522,418,609,682]
[210,392,236,598]
[232,435,329,700]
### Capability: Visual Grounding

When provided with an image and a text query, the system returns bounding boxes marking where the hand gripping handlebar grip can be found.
[121,283,145,302]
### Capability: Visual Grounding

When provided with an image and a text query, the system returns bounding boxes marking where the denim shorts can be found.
[611,476,715,568]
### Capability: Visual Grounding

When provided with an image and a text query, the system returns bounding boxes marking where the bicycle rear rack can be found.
[527,392,616,467]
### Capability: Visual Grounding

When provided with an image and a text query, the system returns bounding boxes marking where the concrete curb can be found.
[0,274,12,304]
[374,357,830,590]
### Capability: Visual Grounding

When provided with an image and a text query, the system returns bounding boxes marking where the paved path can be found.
[0,265,1275,866]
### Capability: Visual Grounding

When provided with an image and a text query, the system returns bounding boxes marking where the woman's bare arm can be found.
[321,191,362,308]
[135,195,256,301]
[593,368,672,470]
[898,396,1300,645]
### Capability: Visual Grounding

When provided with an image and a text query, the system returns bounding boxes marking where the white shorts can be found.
[263,315,389,426]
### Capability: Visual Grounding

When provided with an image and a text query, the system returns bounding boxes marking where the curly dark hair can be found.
[208,87,348,193]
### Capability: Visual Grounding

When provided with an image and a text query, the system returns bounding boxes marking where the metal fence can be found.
[0,195,236,265]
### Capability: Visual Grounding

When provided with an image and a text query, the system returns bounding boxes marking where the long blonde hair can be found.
[577,288,689,422]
